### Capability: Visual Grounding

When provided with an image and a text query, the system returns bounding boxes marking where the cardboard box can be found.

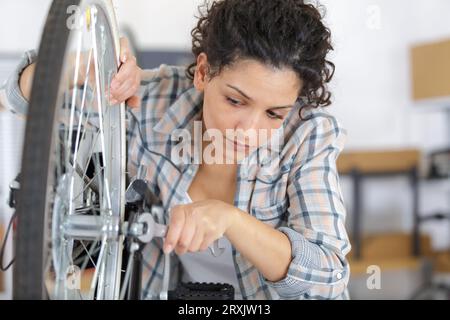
[411,39,450,101]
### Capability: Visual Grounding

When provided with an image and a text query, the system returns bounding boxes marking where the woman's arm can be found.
[225,208,292,282]
[0,50,37,116]
[18,62,36,101]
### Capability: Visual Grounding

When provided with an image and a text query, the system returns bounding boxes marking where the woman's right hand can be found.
[78,37,141,108]
[109,37,141,108]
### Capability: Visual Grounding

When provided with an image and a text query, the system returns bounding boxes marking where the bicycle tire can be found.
[14,0,126,300]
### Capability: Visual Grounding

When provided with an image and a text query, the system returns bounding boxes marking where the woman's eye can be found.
[226,97,242,106]
[266,110,283,120]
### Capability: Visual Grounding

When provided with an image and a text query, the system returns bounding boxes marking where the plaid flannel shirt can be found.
[1,50,351,300]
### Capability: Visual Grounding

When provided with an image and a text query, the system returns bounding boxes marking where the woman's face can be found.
[193,53,302,160]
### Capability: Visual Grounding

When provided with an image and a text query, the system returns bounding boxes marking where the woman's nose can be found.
[235,111,261,132]
[234,112,262,144]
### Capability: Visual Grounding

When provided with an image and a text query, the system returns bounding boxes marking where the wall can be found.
[320,0,450,247]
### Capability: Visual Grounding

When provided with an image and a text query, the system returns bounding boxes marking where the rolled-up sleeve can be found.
[266,114,351,299]
[0,50,37,116]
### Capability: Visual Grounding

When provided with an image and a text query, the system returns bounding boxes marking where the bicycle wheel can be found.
[14,0,126,299]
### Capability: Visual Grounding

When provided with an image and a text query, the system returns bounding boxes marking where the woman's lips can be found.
[226,138,251,150]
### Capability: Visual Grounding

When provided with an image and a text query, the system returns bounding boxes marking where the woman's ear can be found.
[193,53,209,92]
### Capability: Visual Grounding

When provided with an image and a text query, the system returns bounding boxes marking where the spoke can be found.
[71,48,93,169]
[88,234,107,299]
[67,28,84,217]
[72,165,105,202]
[94,153,104,208]
[74,160,99,194]
[119,250,134,300]
[62,88,70,178]
[57,136,100,195]
[72,110,94,174]
[80,240,97,269]
[76,242,100,270]
[91,7,112,213]
[78,129,101,185]
[71,242,86,261]
[74,205,101,214]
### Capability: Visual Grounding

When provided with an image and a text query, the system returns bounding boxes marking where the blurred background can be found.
[0,0,449,299]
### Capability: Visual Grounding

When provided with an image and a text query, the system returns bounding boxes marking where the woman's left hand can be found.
[163,200,239,255]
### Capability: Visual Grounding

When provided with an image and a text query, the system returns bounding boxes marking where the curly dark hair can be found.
[186,0,335,117]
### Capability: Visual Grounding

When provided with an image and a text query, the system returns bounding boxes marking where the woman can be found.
[3,0,350,299]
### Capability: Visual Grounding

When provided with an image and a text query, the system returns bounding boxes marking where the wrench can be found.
[138,190,225,257]
[140,213,224,257]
